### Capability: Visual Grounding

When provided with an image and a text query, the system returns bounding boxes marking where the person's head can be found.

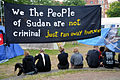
[59,47,64,53]
[99,47,105,52]
[73,47,79,53]
[24,51,30,57]
[93,46,99,50]
[105,47,112,52]
[40,49,44,53]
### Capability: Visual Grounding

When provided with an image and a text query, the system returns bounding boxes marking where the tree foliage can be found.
[3,0,85,6]
[62,0,86,6]
[106,1,120,17]
[3,0,60,5]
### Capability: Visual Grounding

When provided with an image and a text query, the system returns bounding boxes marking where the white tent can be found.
[101,17,120,28]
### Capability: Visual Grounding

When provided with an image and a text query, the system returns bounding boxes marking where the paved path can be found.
[2,67,120,80]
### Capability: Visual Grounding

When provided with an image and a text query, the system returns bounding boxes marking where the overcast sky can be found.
[108,0,118,3]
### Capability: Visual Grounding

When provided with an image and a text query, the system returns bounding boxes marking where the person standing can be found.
[70,47,83,69]
[57,47,69,69]
[34,49,51,72]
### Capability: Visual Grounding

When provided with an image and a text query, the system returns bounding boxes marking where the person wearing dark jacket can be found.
[14,51,37,76]
[34,49,51,72]
[99,47,105,67]
[57,47,69,69]
[102,48,115,68]
[86,46,100,68]
[22,52,36,73]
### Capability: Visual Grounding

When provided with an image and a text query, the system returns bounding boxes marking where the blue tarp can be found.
[0,26,24,62]
[0,44,24,61]
[0,25,5,33]
[78,28,110,46]
[78,28,120,53]
[106,40,120,53]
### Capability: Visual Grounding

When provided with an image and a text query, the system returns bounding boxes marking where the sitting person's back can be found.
[15,51,36,76]
[34,49,51,72]
[86,46,100,68]
[70,47,83,69]
[118,53,120,63]
[57,47,69,69]
[23,53,35,73]
[102,48,115,68]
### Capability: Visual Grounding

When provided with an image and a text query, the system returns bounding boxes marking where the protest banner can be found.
[4,2,101,43]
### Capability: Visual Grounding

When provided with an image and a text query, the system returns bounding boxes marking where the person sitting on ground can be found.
[102,48,115,68]
[70,47,83,69]
[99,46,105,67]
[86,46,100,68]
[118,53,120,68]
[118,53,120,64]
[34,49,51,72]
[14,51,37,76]
[57,47,69,69]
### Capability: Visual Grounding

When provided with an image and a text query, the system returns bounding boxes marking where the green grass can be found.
[64,42,82,49]
[0,55,24,65]
[27,49,59,56]
[44,49,59,55]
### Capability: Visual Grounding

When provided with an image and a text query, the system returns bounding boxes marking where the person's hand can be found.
[36,54,38,56]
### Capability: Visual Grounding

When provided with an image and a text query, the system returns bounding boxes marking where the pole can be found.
[0,0,3,25]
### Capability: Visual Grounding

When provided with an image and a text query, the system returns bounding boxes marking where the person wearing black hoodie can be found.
[22,51,36,73]
[57,47,69,69]
[34,49,51,72]
[15,51,37,76]
[86,46,100,68]
[102,48,115,68]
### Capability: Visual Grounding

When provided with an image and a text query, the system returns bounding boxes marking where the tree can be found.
[62,0,86,6]
[106,1,120,17]
[3,0,86,6]
[4,0,33,4]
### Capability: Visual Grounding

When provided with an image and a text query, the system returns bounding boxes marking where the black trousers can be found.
[14,63,24,76]
[15,63,37,76]
[73,64,83,69]
[57,63,69,69]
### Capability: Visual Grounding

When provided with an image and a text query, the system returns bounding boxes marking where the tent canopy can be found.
[0,26,24,62]
[78,28,120,53]
[0,25,5,33]
[78,28,110,46]
[101,17,120,25]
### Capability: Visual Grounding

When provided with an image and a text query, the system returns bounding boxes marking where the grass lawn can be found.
[0,42,119,79]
